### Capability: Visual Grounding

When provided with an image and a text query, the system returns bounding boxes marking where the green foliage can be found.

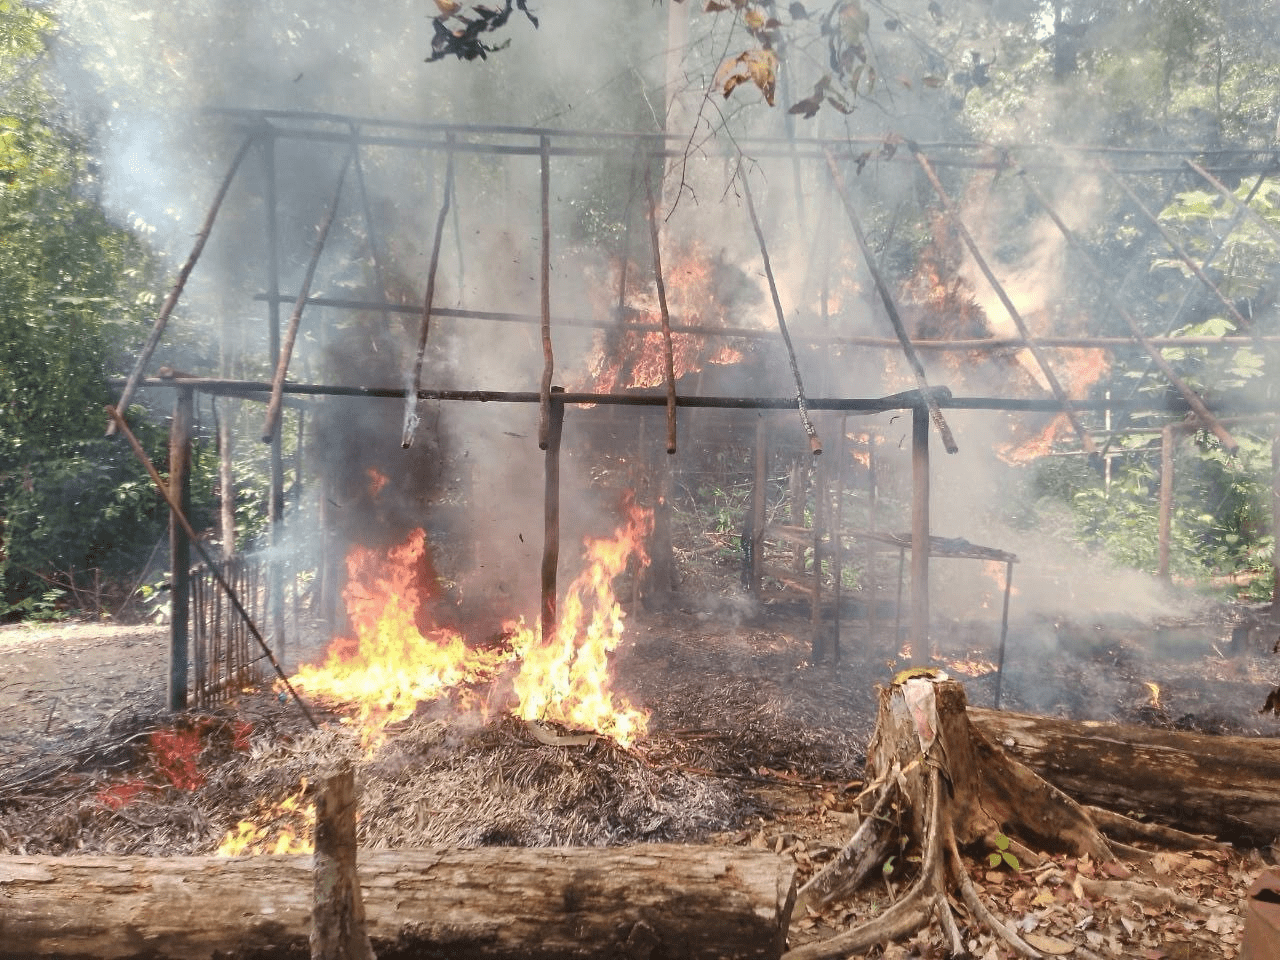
[987,832,1021,872]
[0,0,166,615]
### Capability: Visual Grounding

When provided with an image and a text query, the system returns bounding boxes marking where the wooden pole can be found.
[168,387,193,711]
[830,414,848,665]
[263,150,353,444]
[108,135,254,434]
[910,404,930,660]
[262,133,287,670]
[1158,424,1175,581]
[824,150,958,454]
[913,149,1094,453]
[403,135,456,448]
[537,136,555,450]
[809,433,827,656]
[643,165,679,454]
[311,765,376,960]
[106,406,318,729]
[994,559,1014,709]
[867,435,879,646]
[540,390,565,644]
[739,161,821,455]
[750,414,768,599]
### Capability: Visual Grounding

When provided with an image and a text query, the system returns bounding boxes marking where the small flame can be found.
[216,779,314,856]
[367,467,389,498]
[1144,681,1161,709]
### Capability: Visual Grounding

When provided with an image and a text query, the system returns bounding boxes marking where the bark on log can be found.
[970,707,1280,846]
[0,846,795,960]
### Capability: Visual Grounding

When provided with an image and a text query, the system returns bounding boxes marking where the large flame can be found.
[507,500,653,747]
[290,500,653,749]
[291,529,515,740]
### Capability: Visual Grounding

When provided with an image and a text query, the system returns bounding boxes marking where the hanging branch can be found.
[262,149,354,443]
[538,135,555,450]
[108,135,255,436]
[349,124,391,316]
[105,405,318,730]
[824,150,958,454]
[644,165,679,455]
[914,149,1095,454]
[1019,170,1240,455]
[738,160,822,455]
[402,134,457,448]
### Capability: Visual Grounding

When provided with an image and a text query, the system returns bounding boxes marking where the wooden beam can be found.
[167,387,193,711]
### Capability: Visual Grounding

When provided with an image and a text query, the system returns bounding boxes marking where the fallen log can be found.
[969,707,1280,846]
[0,845,795,960]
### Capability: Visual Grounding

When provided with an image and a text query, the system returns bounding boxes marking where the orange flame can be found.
[291,530,514,742]
[507,500,653,747]
[216,779,314,856]
[290,500,654,749]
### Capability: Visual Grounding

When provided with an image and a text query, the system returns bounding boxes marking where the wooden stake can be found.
[824,151,958,454]
[541,390,565,644]
[644,166,679,454]
[311,765,376,960]
[1159,424,1175,581]
[910,405,930,660]
[403,135,456,448]
[739,161,821,455]
[108,135,254,435]
[168,387,193,711]
[538,136,555,450]
[106,405,318,730]
[263,149,353,444]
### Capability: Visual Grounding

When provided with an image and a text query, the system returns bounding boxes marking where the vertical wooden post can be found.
[809,434,827,658]
[1158,424,1175,581]
[910,404,930,660]
[262,132,286,669]
[312,764,376,960]
[1273,425,1280,623]
[867,434,879,646]
[830,414,848,666]
[750,414,768,599]
[168,387,194,711]
[994,560,1015,710]
[541,390,565,644]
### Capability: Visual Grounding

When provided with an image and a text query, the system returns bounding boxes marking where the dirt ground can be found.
[1,597,1278,958]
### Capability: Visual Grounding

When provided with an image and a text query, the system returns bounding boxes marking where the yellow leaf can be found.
[744,7,766,30]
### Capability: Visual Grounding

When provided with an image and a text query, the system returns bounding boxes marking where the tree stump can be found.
[787,671,1116,960]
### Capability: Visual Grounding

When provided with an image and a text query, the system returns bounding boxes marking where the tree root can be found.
[785,675,1126,960]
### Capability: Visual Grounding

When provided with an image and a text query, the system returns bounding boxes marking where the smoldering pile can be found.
[0,637,871,858]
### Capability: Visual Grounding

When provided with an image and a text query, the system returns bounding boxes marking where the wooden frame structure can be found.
[108,110,1280,708]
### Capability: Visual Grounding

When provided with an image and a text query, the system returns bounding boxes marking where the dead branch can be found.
[644,165,679,454]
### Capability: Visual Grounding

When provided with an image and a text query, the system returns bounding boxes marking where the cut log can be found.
[970,707,1280,846]
[0,845,795,960]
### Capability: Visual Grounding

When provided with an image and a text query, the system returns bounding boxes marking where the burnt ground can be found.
[1,567,1278,958]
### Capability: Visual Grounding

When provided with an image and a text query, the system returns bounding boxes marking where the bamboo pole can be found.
[403,134,456,448]
[108,135,254,435]
[914,149,1094,453]
[263,149,353,443]
[644,166,679,454]
[910,405,930,660]
[1019,171,1240,455]
[106,406,318,729]
[1159,423,1175,581]
[538,136,555,450]
[739,161,821,455]
[540,390,565,644]
[348,125,390,317]
[1185,160,1280,250]
[250,291,1280,349]
[168,387,193,711]
[824,150,958,454]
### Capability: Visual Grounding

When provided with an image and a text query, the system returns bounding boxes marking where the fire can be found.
[578,241,749,392]
[1144,681,1162,710]
[291,499,654,749]
[216,779,314,856]
[291,529,514,740]
[507,500,654,747]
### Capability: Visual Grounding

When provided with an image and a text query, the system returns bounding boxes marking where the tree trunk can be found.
[969,707,1280,846]
[0,846,795,960]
